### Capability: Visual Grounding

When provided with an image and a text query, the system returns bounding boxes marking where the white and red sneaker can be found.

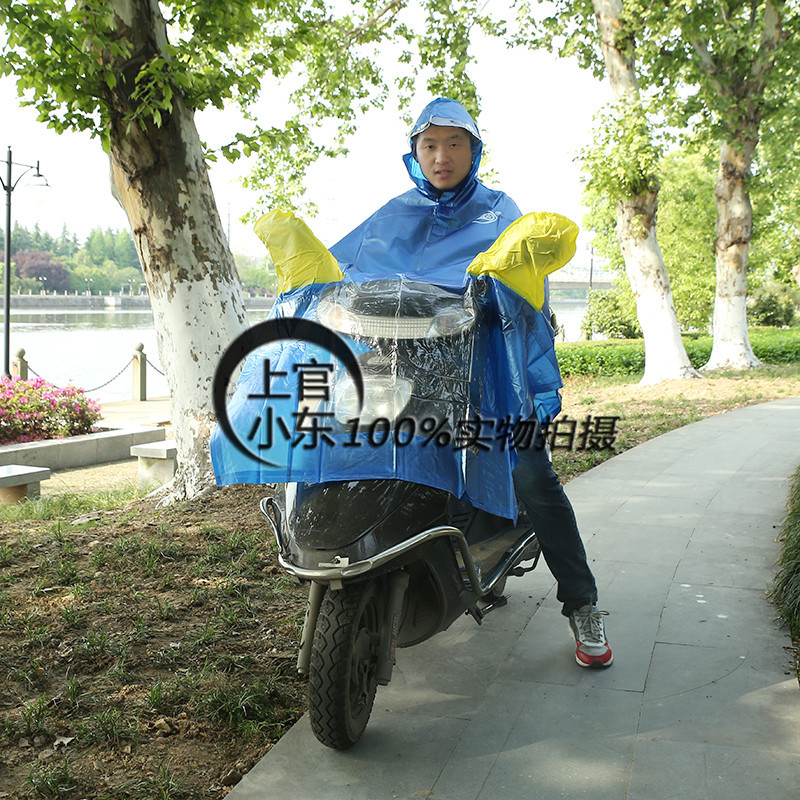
[568,605,614,668]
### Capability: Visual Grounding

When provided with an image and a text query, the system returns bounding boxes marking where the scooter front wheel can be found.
[308,580,383,749]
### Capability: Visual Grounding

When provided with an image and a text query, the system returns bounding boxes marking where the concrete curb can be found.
[0,426,166,470]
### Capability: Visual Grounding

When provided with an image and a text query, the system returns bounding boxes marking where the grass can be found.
[0,480,306,798]
[773,465,800,642]
[0,486,145,522]
[552,364,800,481]
[0,363,798,797]
[25,756,76,799]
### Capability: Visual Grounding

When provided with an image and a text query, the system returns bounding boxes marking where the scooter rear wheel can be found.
[308,580,382,749]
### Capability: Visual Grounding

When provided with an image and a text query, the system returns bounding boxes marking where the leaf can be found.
[53,735,75,749]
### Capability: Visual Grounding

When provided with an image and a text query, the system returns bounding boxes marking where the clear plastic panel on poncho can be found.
[208,275,558,520]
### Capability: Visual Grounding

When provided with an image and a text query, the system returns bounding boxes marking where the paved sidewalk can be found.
[227,398,800,800]
[41,398,172,495]
[99,397,171,429]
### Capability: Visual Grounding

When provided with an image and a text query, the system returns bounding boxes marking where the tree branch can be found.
[325,0,407,44]
[690,36,728,98]
[750,0,784,87]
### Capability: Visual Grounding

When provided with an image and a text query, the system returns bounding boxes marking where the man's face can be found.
[414,125,473,191]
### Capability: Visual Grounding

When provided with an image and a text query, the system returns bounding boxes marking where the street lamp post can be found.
[1,146,48,378]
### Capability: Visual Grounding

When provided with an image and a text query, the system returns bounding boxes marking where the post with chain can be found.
[11,348,28,379]
[132,342,147,401]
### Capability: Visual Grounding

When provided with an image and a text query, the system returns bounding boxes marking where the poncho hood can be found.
[403,97,483,203]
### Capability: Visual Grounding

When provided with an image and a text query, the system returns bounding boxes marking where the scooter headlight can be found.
[427,306,475,337]
[332,375,413,425]
[318,298,474,339]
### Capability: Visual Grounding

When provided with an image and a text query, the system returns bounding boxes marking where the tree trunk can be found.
[703,139,762,370]
[107,0,248,501]
[617,191,699,383]
[693,0,783,370]
[593,0,699,384]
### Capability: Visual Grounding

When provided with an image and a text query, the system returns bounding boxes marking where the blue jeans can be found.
[512,430,598,616]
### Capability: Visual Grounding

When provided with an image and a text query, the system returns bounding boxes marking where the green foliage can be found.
[653,146,718,331]
[581,284,641,339]
[747,326,800,364]
[556,339,647,377]
[751,55,800,283]
[407,0,501,119]
[235,253,278,295]
[12,249,72,292]
[238,119,337,219]
[515,1,663,203]
[628,1,800,144]
[580,96,663,202]
[1,1,501,216]
[556,327,800,377]
[512,0,606,79]
[520,0,800,341]
[239,0,501,214]
[748,280,800,327]
[773,464,800,638]
[582,144,720,332]
[0,222,143,295]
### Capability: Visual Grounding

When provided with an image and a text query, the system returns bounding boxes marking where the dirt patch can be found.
[551,368,800,481]
[0,484,308,799]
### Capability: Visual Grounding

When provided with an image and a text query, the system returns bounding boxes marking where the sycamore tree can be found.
[516,0,701,384]
[585,145,718,333]
[0,0,495,501]
[630,0,799,369]
[747,41,800,293]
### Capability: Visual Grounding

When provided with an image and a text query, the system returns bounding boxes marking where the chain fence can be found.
[21,353,165,396]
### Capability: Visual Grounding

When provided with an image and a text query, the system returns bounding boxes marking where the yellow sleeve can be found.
[466,212,579,310]
[254,209,343,293]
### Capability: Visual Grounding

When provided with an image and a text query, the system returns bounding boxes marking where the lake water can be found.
[5,308,266,403]
[5,299,587,404]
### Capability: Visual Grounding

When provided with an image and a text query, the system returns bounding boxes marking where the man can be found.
[330,97,613,669]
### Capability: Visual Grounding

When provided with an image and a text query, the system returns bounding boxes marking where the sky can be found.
[0,23,611,267]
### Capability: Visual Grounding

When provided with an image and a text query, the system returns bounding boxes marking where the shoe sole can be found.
[575,651,614,669]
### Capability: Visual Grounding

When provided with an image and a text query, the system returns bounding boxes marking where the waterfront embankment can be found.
[7,293,274,311]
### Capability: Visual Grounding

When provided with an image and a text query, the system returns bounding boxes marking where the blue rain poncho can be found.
[210,98,573,520]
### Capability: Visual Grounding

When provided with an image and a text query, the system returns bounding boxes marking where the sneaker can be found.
[568,605,613,669]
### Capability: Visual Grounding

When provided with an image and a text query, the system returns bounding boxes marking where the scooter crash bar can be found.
[274,525,485,596]
[259,497,285,552]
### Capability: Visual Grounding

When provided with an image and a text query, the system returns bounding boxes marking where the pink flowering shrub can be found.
[0,377,102,446]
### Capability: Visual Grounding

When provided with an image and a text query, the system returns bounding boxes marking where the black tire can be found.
[308,580,383,749]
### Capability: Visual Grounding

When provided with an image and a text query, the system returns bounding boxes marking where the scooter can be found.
[257,277,543,749]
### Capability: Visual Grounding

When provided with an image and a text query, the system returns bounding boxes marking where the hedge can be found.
[555,327,800,377]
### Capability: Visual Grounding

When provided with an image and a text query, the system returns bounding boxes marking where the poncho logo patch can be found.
[473,211,498,224]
